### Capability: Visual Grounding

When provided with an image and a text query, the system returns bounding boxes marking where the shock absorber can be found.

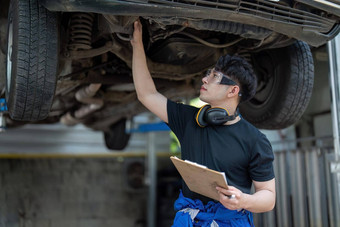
[68,13,95,51]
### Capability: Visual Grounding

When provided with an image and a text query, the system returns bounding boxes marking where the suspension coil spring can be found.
[68,13,94,51]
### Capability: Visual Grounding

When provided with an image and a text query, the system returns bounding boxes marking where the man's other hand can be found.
[216,186,244,211]
[131,20,143,48]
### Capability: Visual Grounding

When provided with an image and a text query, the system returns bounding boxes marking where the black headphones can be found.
[195,105,239,127]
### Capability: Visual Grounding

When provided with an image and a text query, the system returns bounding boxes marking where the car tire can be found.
[6,0,58,121]
[104,119,131,151]
[239,41,314,129]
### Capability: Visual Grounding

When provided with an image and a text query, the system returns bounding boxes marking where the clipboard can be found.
[170,156,228,201]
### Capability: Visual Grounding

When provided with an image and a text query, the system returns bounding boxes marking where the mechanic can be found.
[131,19,276,227]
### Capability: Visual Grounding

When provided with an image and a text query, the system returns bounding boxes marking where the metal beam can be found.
[327,36,340,170]
[327,33,340,226]
[147,132,156,227]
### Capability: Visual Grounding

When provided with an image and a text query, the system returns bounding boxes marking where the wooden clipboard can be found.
[170,156,228,201]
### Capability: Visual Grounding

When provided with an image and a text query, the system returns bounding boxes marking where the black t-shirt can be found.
[167,99,275,204]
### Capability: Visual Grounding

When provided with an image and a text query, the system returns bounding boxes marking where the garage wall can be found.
[0,158,148,227]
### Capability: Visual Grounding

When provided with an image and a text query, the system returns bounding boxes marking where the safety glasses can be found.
[204,68,238,86]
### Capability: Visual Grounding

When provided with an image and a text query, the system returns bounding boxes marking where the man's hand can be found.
[131,20,143,48]
[216,186,245,211]
[217,178,276,213]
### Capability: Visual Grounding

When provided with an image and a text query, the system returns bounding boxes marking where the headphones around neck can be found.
[195,105,239,127]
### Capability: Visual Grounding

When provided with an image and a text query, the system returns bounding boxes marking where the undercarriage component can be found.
[178,32,244,48]
[110,37,221,80]
[102,14,137,35]
[60,83,103,126]
[147,37,220,65]
[104,118,131,151]
[146,17,273,41]
[64,41,114,60]
[68,13,94,51]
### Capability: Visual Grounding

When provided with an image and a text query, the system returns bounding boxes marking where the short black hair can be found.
[215,55,257,103]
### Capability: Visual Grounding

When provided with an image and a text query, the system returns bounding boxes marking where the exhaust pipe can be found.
[60,83,104,126]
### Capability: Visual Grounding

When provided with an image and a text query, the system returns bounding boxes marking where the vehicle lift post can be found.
[135,122,170,227]
[327,36,340,214]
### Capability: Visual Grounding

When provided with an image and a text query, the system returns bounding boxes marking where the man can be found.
[131,20,275,226]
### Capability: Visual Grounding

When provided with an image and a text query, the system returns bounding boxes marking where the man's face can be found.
[199,68,240,105]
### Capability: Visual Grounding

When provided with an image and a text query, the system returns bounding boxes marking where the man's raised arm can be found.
[130,20,168,123]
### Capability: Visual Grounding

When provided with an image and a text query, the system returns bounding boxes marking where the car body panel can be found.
[40,0,340,47]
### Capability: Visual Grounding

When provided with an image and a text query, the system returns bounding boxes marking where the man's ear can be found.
[228,86,240,98]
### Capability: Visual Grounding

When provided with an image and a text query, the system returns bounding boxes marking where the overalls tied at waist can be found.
[172,191,254,227]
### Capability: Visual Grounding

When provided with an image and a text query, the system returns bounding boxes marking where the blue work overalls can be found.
[172,191,254,227]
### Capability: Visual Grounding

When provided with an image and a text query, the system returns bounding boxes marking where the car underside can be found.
[0,0,339,149]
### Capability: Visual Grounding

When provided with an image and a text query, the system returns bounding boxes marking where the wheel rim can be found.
[6,18,13,94]
[249,52,277,109]
[251,69,275,107]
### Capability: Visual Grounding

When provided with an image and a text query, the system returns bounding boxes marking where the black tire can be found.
[6,0,58,121]
[104,119,131,151]
[239,41,314,129]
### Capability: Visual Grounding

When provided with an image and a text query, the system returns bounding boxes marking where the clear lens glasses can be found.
[204,68,238,86]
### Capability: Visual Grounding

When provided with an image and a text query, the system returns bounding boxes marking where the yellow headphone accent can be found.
[195,105,237,127]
